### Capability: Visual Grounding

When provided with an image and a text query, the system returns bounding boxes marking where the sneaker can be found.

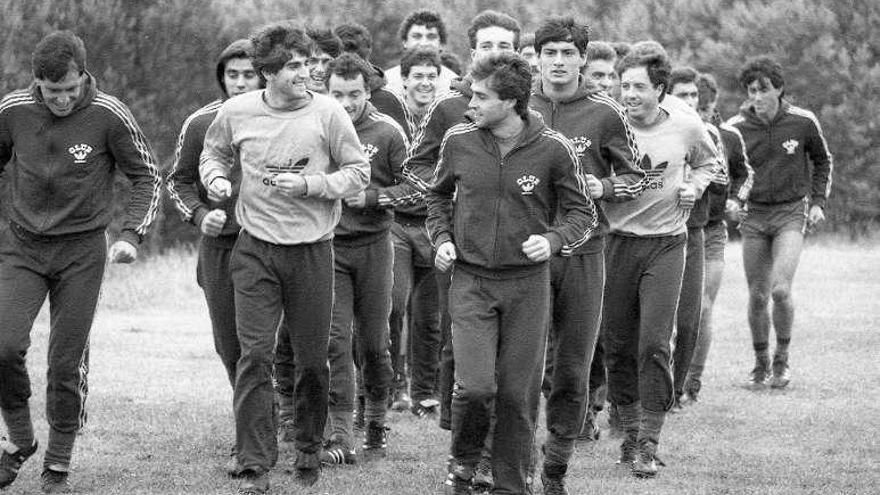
[411,398,440,418]
[683,379,701,403]
[631,440,665,478]
[362,421,387,458]
[320,436,357,465]
[471,456,492,493]
[617,438,637,466]
[390,390,412,412]
[748,355,771,387]
[577,409,600,441]
[0,438,38,489]
[770,356,791,389]
[237,470,269,495]
[294,452,321,487]
[225,451,245,478]
[540,470,569,495]
[446,464,473,495]
[40,468,70,494]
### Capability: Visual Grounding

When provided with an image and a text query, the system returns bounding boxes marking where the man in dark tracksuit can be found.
[0,31,162,492]
[322,54,406,463]
[428,52,596,495]
[727,57,832,389]
[165,39,261,475]
[529,17,645,494]
[200,23,369,494]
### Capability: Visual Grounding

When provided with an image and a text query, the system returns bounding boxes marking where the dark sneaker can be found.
[294,452,321,487]
[748,355,771,387]
[631,441,665,478]
[770,356,791,389]
[446,463,473,495]
[225,452,245,478]
[471,456,492,493]
[390,390,412,412]
[411,398,440,418]
[617,438,637,466]
[363,421,388,459]
[540,470,569,495]
[577,409,600,441]
[40,468,70,494]
[0,438,38,489]
[320,436,357,465]
[237,470,269,495]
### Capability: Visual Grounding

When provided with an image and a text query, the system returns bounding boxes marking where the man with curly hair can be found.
[384,9,459,96]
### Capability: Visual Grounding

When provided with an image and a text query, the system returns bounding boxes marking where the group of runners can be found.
[0,7,832,495]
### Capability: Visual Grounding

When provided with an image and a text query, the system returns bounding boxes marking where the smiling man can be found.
[602,46,718,478]
[321,53,407,465]
[305,27,342,94]
[384,10,458,96]
[427,51,596,495]
[400,47,441,135]
[528,17,645,495]
[0,30,161,493]
[199,22,369,495]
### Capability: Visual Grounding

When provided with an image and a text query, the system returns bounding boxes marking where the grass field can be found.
[4,240,879,494]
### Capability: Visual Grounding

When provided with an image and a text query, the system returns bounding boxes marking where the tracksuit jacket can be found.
[0,73,161,245]
[706,122,754,222]
[530,81,646,253]
[426,113,598,275]
[727,100,832,209]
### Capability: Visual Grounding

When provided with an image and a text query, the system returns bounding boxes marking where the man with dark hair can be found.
[683,72,754,403]
[320,52,407,465]
[0,30,162,492]
[428,51,596,495]
[306,27,343,94]
[165,38,263,477]
[604,46,718,478]
[385,10,458,96]
[200,21,370,494]
[727,56,831,390]
[518,33,539,78]
[334,23,373,61]
[529,16,645,494]
[400,47,442,135]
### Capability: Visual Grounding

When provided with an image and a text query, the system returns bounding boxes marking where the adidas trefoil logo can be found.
[517,174,540,195]
[362,143,379,161]
[782,139,799,155]
[571,136,592,157]
[68,144,93,164]
[641,155,669,190]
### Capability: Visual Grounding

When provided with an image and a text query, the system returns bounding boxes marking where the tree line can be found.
[1,0,877,250]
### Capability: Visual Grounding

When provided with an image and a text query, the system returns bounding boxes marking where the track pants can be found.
[196,234,240,387]
[673,227,704,399]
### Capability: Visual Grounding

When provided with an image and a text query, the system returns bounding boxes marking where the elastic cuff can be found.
[119,229,142,246]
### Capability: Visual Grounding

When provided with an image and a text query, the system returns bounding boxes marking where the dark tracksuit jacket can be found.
[727,100,832,210]
[426,113,597,494]
[0,73,161,467]
[165,39,250,387]
[328,104,407,423]
[530,82,645,452]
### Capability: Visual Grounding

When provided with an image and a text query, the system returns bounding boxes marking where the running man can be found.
[727,56,832,389]
[384,10,458,96]
[0,30,162,492]
[200,22,369,494]
[428,51,596,495]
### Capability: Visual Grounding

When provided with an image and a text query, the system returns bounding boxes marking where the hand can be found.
[434,241,457,272]
[584,174,604,199]
[199,209,227,237]
[344,192,367,209]
[208,177,232,202]
[678,183,696,210]
[807,205,825,229]
[275,172,307,197]
[109,240,138,264]
[521,234,551,262]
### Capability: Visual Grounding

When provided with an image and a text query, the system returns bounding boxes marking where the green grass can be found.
[7,242,879,494]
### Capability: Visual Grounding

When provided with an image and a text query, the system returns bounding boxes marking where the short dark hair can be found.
[335,23,373,61]
[618,49,672,100]
[470,52,531,117]
[32,30,86,82]
[586,40,616,63]
[667,66,699,94]
[519,33,535,53]
[696,72,719,108]
[611,41,631,60]
[250,21,314,77]
[325,53,374,91]
[307,27,342,58]
[398,10,447,45]
[401,47,442,79]
[533,16,589,56]
[467,10,521,50]
[440,51,463,76]
[738,56,784,91]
